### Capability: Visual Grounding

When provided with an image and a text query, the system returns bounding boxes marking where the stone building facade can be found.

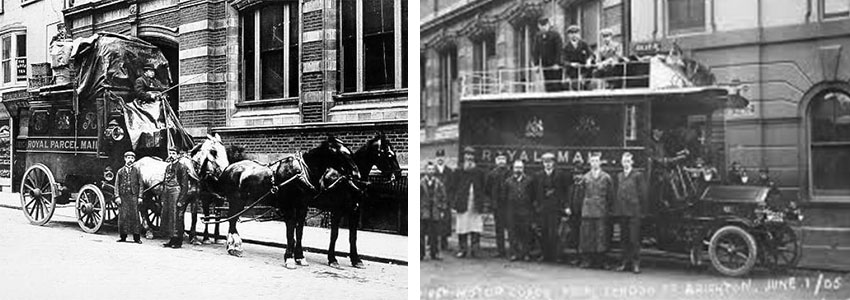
[421,0,625,168]
[0,0,67,190]
[422,0,850,269]
[62,0,409,234]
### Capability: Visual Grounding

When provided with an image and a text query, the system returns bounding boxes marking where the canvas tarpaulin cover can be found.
[71,32,193,151]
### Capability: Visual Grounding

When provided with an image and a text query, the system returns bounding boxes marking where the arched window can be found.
[809,90,850,196]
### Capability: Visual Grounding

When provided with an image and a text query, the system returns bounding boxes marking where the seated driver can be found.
[135,64,167,103]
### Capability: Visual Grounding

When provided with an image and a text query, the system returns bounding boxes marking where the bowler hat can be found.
[124,151,135,158]
[143,64,156,71]
[567,25,581,34]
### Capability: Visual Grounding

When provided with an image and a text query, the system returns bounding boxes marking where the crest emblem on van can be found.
[525,116,544,138]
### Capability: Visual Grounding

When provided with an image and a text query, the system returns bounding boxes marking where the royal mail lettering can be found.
[19,137,98,152]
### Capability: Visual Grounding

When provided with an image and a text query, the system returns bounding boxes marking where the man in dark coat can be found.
[115,151,142,244]
[532,18,564,92]
[135,65,167,103]
[504,160,534,261]
[161,147,190,248]
[531,152,572,262]
[434,149,454,250]
[612,152,645,273]
[485,153,511,258]
[562,25,593,90]
[421,162,447,260]
[578,153,614,268]
[452,147,489,258]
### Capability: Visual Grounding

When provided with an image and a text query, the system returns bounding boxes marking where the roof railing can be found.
[461,61,653,97]
[460,57,704,98]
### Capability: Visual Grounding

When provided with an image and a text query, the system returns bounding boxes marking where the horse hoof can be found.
[296,259,309,266]
[328,262,343,270]
[227,249,243,257]
[145,232,154,239]
[352,262,365,269]
[284,259,296,270]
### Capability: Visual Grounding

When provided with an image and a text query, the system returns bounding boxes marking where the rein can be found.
[202,173,303,224]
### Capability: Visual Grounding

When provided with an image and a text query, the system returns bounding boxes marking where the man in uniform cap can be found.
[485,153,511,258]
[135,64,167,103]
[452,146,489,258]
[115,151,142,244]
[161,147,189,248]
[434,149,454,250]
[562,25,594,90]
[531,152,572,262]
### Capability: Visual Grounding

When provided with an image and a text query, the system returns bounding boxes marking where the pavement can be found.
[0,191,407,265]
[421,249,850,300]
[0,207,407,300]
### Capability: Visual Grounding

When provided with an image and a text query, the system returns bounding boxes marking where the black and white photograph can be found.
[420,0,850,299]
[0,0,409,299]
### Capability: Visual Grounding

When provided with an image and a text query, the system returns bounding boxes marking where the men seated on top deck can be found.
[591,29,627,89]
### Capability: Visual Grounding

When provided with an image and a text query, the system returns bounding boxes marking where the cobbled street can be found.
[0,206,407,300]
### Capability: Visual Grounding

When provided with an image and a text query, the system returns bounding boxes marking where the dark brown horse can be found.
[318,134,402,269]
[210,137,352,262]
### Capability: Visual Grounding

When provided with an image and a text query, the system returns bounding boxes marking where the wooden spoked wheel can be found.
[102,190,119,223]
[75,184,106,234]
[143,194,162,231]
[20,164,57,226]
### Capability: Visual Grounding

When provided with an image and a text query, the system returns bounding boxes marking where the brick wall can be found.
[303,10,323,31]
[178,0,228,135]
[141,11,180,29]
[302,72,323,92]
[182,109,227,128]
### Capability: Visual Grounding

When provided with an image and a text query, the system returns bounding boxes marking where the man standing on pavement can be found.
[452,147,488,258]
[421,162,447,261]
[532,18,563,92]
[531,152,571,262]
[161,147,189,248]
[612,152,644,273]
[134,65,167,103]
[578,153,614,269]
[115,151,142,244]
[504,160,533,261]
[485,153,511,258]
[434,149,454,251]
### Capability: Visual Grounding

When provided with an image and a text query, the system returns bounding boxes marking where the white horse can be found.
[134,134,229,238]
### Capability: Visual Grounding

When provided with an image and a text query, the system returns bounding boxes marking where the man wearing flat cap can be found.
[115,151,142,244]
[563,25,593,90]
[452,147,489,258]
[135,64,167,103]
[532,18,564,92]
[531,152,572,262]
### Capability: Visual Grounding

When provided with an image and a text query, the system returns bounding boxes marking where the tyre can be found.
[75,184,106,233]
[20,164,57,226]
[708,225,758,277]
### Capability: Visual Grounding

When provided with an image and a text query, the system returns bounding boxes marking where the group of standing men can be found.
[114,147,192,249]
[421,147,645,274]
